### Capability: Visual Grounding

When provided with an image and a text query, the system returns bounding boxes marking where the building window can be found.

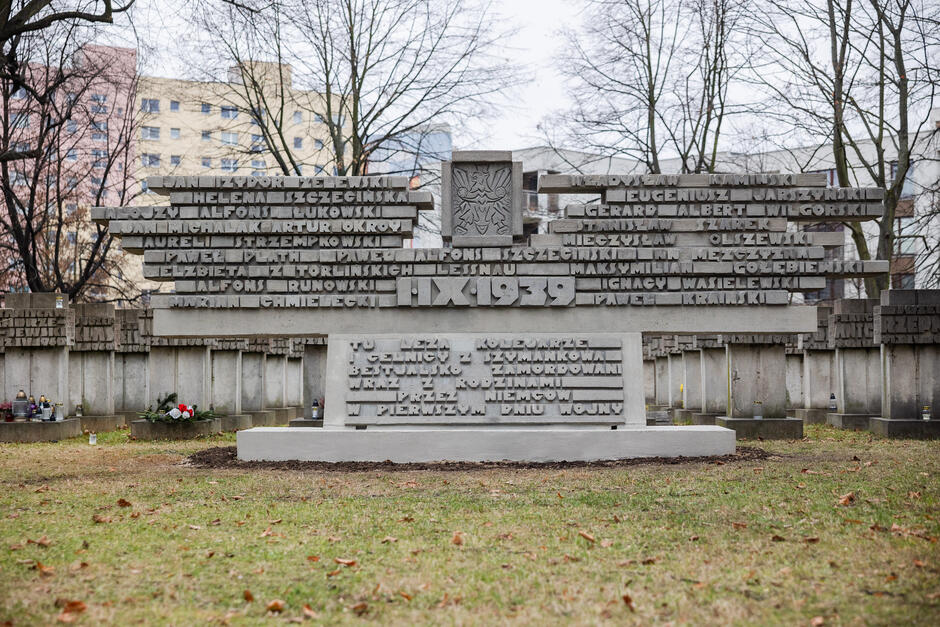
[251,159,265,169]
[91,93,107,103]
[141,126,159,140]
[201,103,211,114]
[250,106,265,125]
[314,139,324,150]
[201,130,211,141]
[890,161,915,198]
[91,120,108,140]
[10,112,29,128]
[140,98,160,113]
[170,127,180,139]
[141,180,151,193]
[221,158,238,172]
[67,231,77,244]
[314,114,324,123]
[293,137,302,149]
[221,131,238,145]
[66,120,77,133]
[65,92,77,105]
[66,148,78,161]
[90,176,104,186]
[91,148,108,169]
[221,105,238,119]
[12,86,28,100]
[201,157,211,168]
[90,104,108,114]
[170,100,180,112]
[170,155,181,166]
[66,203,77,215]
[293,111,302,124]
[11,171,28,186]
[66,177,77,189]
[141,153,160,167]
[893,273,915,289]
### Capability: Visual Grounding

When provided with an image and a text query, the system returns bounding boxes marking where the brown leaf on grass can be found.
[451,531,464,546]
[306,555,320,562]
[622,594,636,612]
[838,492,856,506]
[349,602,368,615]
[557,492,564,499]
[811,616,825,626]
[59,600,86,615]
[266,599,285,613]
[27,535,51,547]
[334,558,357,567]
[92,514,112,524]
[381,536,398,544]
[130,511,141,519]
[641,557,658,565]
[243,589,254,602]
[69,561,89,572]
[327,536,341,543]
[398,516,414,523]
[398,590,413,601]
[771,535,786,542]
[209,518,221,526]
[270,519,282,524]
[33,561,55,577]
[563,553,580,562]
[600,539,614,548]
[578,530,596,543]
[188,525,202,530]
[302,604,317,618]
[326,569,341,577]
[116,498,132,508]
[9,543,23,550]
[803,537,820,544]
[732,522,747,530]
[34,485,50,493]
[689,535,700,542]
[914,559,926,568]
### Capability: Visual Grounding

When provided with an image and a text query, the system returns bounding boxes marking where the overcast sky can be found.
[112,0,578,152]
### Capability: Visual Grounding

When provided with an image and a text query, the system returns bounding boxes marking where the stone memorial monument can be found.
[93,157,888,460]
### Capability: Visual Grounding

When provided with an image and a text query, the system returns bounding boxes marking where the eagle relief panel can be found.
[441,151,523,247]
[336,334,626,425]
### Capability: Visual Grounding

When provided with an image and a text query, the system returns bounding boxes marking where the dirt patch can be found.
[185,445,774,472]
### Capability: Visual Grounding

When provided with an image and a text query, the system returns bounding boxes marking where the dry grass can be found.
[0,426,938,625]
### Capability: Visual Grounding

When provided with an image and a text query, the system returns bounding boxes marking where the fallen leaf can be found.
[398,591,412,601]
[381,536,398,544]
[732,522,747,530]
[689,535,700,542]
[641,557,658,565]
[243,589,254,602]
[69,562,89,572]
[9,543,23,551]
[557,492,564,499]
[803,537,820,544]
[398,516,414,523]
[117,498,132,508]
[130,512,141,519]
[92,514,112,524]
[622,593,636,612]
[302,604,317,618]
[811,616,825,626]
[600,539,614,548]
[188,525,202,530]
[34,561,55,577]
[563,553,580,562]
[209,518,221,526]
[451,531,464,546]
[306,555,320,562]
[270,518,282,524]
[267,599,285,613]
[326,569,341,577]
[772,535,786,542]
[27,535,51,547]
[334,558,357,567]
[35,485,50,493]
[838,492,855,506]
[350,602,368,615]
[914,559,926,568]
[578,530,596,543]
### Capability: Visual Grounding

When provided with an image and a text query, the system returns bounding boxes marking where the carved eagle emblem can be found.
[452,165,512,236]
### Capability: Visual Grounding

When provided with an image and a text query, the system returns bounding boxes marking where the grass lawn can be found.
[1,425,938,625]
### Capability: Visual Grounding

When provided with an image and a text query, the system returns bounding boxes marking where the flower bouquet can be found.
[139,393,216,424]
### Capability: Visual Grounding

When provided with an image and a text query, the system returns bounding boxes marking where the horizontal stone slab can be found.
[715,417,803,439]
[235,426,736,462]
[151,305,818,336]
[147,174,411,191]
[0,419,82,443]
[537,173,828,192]
[93,205,420,221]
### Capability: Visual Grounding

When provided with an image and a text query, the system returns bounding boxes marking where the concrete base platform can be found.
[267,407,296,425]
[288,418,324,428]
[0,419,82,443]
[237,426,736,462]
[691,413,719,425]
[869,418,940,439]
[248,411,276,427]
[715,417,803,440]
[673,409,697,424]
[786,409,796,418]
[219,414,253,431]
[826,413,876,431]
[130,418,221,440]
[80,415,125,433]
[793,408,829,425]
[646,410,671,426]
[646,404,669,412]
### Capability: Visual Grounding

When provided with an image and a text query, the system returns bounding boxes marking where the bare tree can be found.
[189,0,516,177]
[746,0,940,297]
[556,0,745,174]
[1,24,141,301]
